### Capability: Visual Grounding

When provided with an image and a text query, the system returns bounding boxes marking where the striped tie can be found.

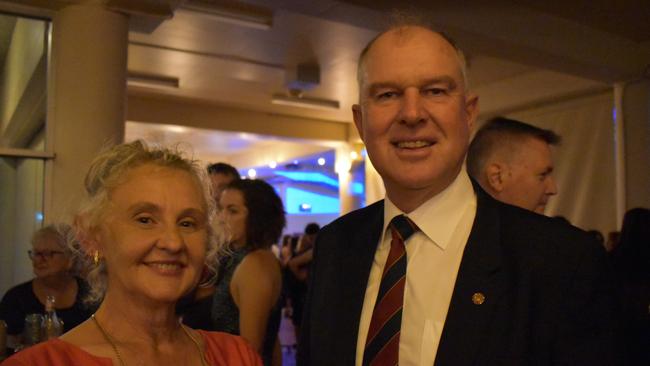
[363,215,418,366]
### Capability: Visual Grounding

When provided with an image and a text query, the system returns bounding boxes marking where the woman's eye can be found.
[179,220,196,228]
[136,216,153,225]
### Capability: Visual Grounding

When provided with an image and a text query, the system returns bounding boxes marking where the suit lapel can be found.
[335,201,385,362]
[435,184,505,366]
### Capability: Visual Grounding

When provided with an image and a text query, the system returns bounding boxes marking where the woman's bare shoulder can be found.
[199,330,263,366]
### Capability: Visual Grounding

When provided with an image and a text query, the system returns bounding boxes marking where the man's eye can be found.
[424,88,446,96]
[376,91,398,100]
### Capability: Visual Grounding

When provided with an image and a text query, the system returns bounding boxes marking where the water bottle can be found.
[40,295,63,340]
[23,313,42,346]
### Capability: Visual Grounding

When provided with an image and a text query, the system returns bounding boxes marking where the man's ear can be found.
[464,92,479,131]
[352,104,365,141]
[485,163,504,193]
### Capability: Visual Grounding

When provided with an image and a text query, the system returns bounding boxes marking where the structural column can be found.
[336,144,364,215]
[621,80,650,212]
[46,3,128,222]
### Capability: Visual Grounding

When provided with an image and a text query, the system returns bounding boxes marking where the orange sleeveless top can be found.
[2,330,262,366]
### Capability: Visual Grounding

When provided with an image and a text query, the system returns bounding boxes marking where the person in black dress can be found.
[213,179,285,366]
[0,225,93,349]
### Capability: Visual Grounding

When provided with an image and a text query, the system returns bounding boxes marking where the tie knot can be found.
[389,215,418,242]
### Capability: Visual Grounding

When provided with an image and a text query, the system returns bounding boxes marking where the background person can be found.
[178,162,241,330]
[214,179,285,366]
[207,162,240,205]
[3,140,261,365]
[467,116,560,214]
[285,223,320,340]
[610,207,650,365]
[0,224,93,350]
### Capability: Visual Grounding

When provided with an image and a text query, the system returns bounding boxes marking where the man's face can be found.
[496,138,558,214]
[210,173,236,203]
[353,27,478,211]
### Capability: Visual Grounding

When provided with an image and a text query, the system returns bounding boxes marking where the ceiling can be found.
[125,120,342,170]
[2,0,649,171]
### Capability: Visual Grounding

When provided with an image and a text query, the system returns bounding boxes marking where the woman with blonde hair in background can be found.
[3,140,261,365]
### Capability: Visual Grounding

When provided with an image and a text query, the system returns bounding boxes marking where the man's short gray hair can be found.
[356,14,469,98]
[467,117,561,181]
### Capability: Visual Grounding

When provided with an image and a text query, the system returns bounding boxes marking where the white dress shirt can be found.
[355,169,477,366]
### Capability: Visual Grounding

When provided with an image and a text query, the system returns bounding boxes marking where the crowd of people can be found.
[0,19,648,366]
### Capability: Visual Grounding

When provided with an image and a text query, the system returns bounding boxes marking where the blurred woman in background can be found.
[0,224,92,348]
[214,179,285,366]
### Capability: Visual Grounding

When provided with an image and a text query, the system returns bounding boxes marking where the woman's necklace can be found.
[91,314,208,366]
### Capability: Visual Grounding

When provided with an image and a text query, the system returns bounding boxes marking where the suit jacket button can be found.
[472,292,486,305]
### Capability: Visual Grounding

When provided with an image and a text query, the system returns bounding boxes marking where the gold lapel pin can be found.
[472,292,486,305]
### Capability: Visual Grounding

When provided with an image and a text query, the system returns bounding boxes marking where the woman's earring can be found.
[93,250,100,266]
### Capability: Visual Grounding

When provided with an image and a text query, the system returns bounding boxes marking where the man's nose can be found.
[546,176,558,196]
[399,89,426,125]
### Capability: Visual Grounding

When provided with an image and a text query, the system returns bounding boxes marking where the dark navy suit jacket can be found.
[298,184,619,366]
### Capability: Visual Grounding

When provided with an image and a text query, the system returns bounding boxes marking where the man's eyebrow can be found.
[421,76,457,88]
[367,82,400,94]
[366,76,458,94]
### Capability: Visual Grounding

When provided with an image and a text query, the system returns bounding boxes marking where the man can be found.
[467,117,560,214]
[298,24,617,366]
[207,162,240,203]
[177,162,240,329]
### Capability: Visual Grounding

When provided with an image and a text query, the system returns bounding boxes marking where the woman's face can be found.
[219,188,248,247]
[31,235,71,279]
[96,164,208,304]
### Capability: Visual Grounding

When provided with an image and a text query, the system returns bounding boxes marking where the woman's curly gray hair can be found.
[72,140,223,304]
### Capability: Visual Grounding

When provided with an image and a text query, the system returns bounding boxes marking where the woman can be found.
[214,179,285,366]
[0,225,93,348]
[3,140,261,365]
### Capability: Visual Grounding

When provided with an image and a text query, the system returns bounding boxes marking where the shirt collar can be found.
[382,169,476,250]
